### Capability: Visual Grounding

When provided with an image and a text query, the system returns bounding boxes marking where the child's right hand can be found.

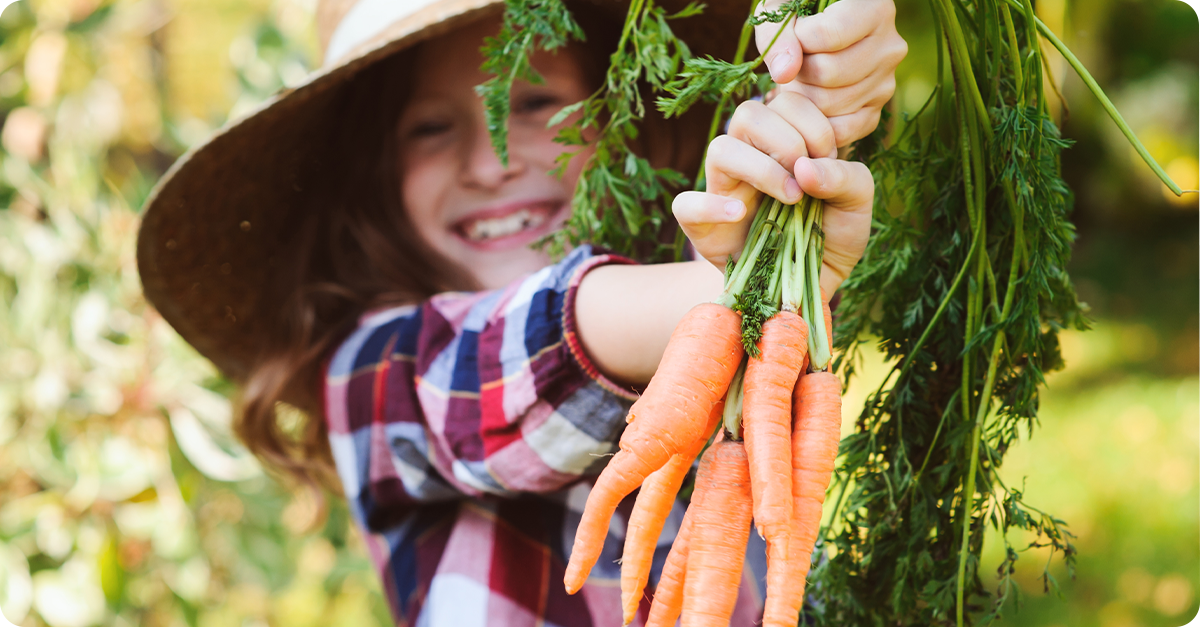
[578,94,873,386]
[673,92,873,298]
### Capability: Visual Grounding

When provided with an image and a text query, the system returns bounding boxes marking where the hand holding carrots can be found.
[571,20,868,620]
[673,92,873,298]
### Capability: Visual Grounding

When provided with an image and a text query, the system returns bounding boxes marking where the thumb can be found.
[794,157,874,212]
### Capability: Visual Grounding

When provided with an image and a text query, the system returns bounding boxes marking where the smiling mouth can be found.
[453,202,562,246]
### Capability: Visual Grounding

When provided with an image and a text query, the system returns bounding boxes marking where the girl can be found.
[136,0,905,624]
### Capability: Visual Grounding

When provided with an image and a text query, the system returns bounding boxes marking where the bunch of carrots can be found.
[564,192,844,627]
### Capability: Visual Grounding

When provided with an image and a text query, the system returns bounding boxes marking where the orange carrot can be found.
[565,303,743,594]
[620,401,723,625]
[761,370,841,626]
[742,312,808,563]
[680,439,753,627]
[645,498,695,627]
[645,431,727,627]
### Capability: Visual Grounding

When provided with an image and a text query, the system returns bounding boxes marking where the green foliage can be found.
[657,57,759,119]
[476,0,585,166]
[545,0,700,260]
[749,0,818,25]
[823,2,1092,622]
[981,357,1198,626]
[729,203,785,357]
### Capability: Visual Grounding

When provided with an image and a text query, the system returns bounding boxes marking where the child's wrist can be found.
[575,261,724,386]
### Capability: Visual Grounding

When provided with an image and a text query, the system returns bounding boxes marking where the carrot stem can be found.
[767,210,793,306]
[804,214,830,370]
[727,194,775,282]
[721,199,782,305]
[723,358,747,439]
[781,209,797,312]
[956,161,1026,627]
[935,0,992,141]
[999,4,1024,105]
[790,197,816,313]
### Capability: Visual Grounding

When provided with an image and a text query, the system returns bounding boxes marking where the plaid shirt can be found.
[324,246,767,626]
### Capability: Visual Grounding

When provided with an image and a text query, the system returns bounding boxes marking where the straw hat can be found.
[136,0,745,382]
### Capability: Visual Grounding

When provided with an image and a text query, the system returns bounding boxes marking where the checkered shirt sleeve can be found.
[325,245,640,503]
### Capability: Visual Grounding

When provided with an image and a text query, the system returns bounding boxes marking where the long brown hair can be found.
[234,46,461,497]
[235,8,709,503]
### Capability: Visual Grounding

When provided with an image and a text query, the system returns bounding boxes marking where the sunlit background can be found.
[0,0,1194,625]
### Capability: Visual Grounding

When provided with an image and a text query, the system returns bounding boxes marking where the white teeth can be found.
[463,208,547,241]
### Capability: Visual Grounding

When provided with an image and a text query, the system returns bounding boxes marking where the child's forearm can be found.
[576,259,848,386]
[574,260,726,387]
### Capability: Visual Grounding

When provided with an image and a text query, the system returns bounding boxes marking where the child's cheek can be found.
[399,159,451,249]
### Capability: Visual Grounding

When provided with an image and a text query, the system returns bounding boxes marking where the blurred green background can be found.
[0,0,1194,625]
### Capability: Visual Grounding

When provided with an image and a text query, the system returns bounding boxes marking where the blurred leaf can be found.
[0,0,386,625]
[97,531,123,605]
[65,4,114,34]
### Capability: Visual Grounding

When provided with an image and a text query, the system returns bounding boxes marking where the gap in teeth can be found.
[464,208,547,241]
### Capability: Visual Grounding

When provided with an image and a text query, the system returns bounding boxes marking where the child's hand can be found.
[672,92,872,297]
[753,0,907,147]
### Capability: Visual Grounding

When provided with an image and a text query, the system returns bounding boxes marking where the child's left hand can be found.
[754,0,907,147]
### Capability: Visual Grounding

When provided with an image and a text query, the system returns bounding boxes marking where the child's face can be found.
[397,18,594,290]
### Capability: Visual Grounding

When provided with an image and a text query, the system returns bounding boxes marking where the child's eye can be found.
[514,94,560,115]
[407,120,451,139]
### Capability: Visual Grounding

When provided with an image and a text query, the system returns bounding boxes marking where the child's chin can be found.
[466,249,552,289]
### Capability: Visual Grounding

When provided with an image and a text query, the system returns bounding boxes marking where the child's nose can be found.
[461,117,524,189]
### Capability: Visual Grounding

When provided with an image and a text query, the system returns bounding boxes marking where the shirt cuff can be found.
[561,252,640,403]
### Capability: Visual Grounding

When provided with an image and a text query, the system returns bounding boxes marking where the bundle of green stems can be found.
[716,194,830,438]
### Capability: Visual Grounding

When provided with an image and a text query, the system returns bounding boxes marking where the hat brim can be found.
[137,0,745,381]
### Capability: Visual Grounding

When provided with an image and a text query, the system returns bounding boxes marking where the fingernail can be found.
[784,177,801,201]
[724,201,744,218]
[769,51,792,81]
